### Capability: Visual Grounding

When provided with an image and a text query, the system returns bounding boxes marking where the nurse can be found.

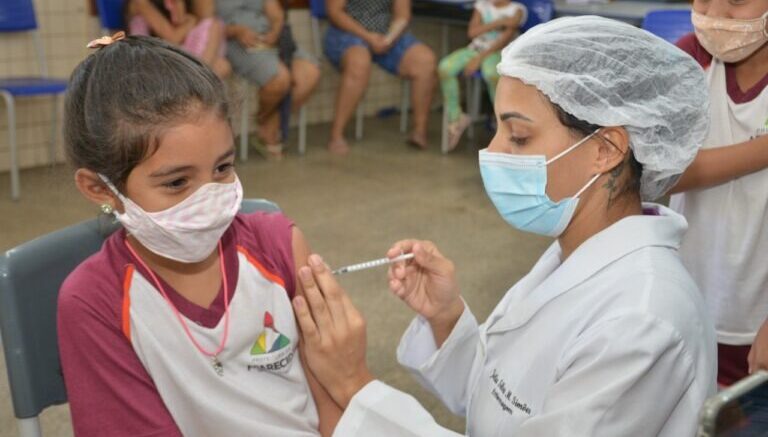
[293,17,717,436]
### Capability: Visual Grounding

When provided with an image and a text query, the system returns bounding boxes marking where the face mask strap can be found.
[763,11,768,37]
[573,173,602,199]
[97,173,127,202]
[546,129,599,165]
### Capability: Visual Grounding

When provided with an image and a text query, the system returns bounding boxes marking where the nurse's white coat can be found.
[333,204,716,437]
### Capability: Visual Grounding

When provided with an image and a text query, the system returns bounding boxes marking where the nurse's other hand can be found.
[293,254,374,409]
[387,240,464,328]
[748,318,768,373]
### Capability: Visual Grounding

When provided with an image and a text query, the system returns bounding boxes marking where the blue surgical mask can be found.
[479,131,601,237]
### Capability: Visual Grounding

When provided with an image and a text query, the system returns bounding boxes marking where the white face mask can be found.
[99,175,243,263]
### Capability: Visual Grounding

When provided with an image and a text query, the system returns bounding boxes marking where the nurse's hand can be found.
[387,240,465,346]
[748,318,768,373]
[293,254,374,409]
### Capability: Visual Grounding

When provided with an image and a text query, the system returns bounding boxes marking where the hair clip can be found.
[86,31,126,49]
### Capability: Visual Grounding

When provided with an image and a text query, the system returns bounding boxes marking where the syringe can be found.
[332,253,415,275]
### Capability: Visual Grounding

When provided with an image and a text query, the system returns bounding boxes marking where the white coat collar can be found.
[485,203,688,335]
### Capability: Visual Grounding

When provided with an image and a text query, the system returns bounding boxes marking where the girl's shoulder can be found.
[231,211,297,297]
[59,229,133,327]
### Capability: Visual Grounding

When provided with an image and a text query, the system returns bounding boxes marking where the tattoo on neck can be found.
[602,163,625,209]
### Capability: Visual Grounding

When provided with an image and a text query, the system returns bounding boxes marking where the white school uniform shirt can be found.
[334,205,717,437]
[468,1,527,52]
[670,59,768,346]
[127,247,319,437]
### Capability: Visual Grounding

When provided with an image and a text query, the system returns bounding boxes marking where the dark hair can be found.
[552,102,642,197]
[63,36,229,189]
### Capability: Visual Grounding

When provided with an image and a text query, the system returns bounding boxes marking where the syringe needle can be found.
[332,253,415,275]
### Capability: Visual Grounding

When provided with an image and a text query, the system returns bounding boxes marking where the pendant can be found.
[212,356,224,376]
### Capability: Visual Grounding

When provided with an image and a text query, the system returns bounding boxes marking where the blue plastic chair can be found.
[95,0,126,33]
[0,0,68,201]
[642,9,693,44]
[0,199,281,437]
[519,0,555,32]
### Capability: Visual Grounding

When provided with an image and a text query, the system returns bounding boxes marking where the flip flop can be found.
[446,114,471,153]
[265,143,284,160]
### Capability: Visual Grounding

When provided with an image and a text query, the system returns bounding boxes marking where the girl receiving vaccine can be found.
[57,34,340,436]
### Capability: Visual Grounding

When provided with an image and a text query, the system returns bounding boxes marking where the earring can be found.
[100,203,114,215]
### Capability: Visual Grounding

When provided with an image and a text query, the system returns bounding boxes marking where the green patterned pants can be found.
[438,47,501,123]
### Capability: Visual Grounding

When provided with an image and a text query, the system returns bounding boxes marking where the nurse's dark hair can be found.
[63,35,229,190]
[553,103,642,198]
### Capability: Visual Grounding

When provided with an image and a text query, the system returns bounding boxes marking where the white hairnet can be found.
[497,16,710,200]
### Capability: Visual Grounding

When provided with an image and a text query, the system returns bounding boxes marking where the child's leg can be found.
[480,52,502,104]
[438,48,478,123]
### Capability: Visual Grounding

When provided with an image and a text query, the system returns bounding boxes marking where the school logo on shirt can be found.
[247,311,295,373]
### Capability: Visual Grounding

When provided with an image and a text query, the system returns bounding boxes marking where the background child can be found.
[58,35,340,436]
[669,0,768,386]
[128,0,231,78]
[438,0,526,150]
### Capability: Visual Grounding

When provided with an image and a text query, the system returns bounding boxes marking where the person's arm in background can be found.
[383,0,411,46]
[463,9,523,77]
[218,0,259,48]
[131,0,197,44]
[669,33,768,193]
[749,317,768,374]
[669,135,768,193]
[326,0,389,53]
[466,8,521,39]
[260,0,285,46]
[191,0,215,18]
[292,227,343,436]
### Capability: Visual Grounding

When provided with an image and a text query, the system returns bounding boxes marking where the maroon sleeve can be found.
[58,254,182,437]
[676,32,712,69]
[237,212,297,298]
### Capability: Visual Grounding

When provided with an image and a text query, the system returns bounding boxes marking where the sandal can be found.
[446,113,471,153]
[265,143,284,161]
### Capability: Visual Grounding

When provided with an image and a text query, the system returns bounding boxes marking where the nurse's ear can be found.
[592,127,630,175]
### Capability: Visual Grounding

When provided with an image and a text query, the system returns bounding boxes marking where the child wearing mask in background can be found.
[438,0,525,150]
[670,0,768,386]
[128,0,231,78]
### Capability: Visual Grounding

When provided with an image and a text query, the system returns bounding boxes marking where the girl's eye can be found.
[163,178,188,189]
[509,136,529,146]
[216,162,234,174]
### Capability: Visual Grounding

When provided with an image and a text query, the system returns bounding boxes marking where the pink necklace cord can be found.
[124,240,231,359]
